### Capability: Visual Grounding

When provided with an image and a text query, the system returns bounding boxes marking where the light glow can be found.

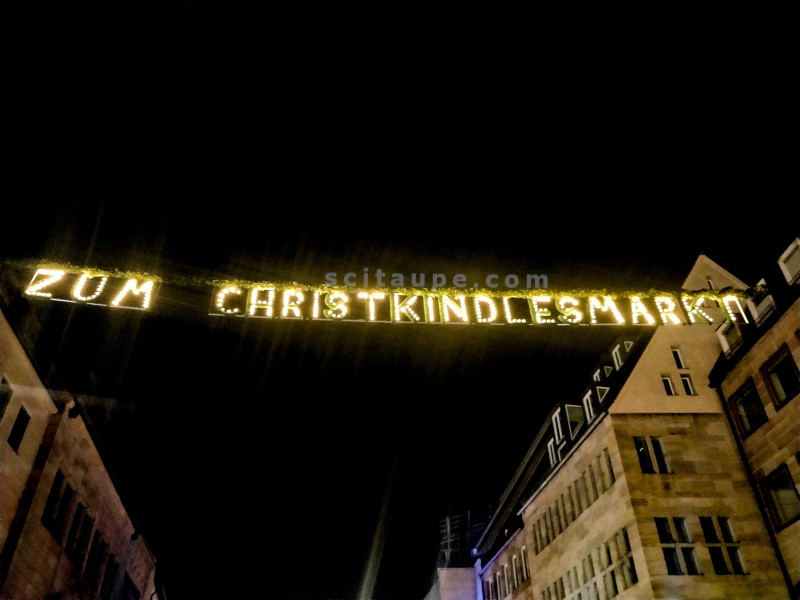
[25,269,65,297]
[529,296,555,324]
[655,296,682,325]
[589,296,625,324]
[71,274,108,301]
[474,296,498,323]
[630,296,656,325]
[111,279,154,309]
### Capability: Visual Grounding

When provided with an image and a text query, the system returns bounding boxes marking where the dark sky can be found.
[4,9,796,600]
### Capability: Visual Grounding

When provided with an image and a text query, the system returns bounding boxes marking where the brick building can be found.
[0,278,160,600]
[429,241,800,600]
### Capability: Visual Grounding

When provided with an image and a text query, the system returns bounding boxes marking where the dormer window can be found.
[716,321,743,357]
[778,237,800,285]
[746,279,776,326]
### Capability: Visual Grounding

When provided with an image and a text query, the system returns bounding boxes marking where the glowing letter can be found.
[282,290,304,318]
[474,296,498,323]
[25,269,65,297]
[630,296,656,325]
[248,288,276,317]
[503,297,527,323]
[112,279,154,309]
[323,292,349,319]
[589,296,625,324]
[556,296,582,324]
[71,274,108,301]
[721,295,749,324]
[440,295,468,323]
[392,294,421,322]
[655,296,682,325]
[529,296,555,324]
[681,295,713,323]
[358,292,386,321]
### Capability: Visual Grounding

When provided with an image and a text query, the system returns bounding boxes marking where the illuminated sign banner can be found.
[23,267,754,327]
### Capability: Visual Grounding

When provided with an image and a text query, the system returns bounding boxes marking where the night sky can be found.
[4,9,795,600]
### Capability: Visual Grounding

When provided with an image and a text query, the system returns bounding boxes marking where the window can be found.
[671,348,685,369]
[512,555,519,588]
[680,375,695,396]
[41,470,65,533]
[716,321,743,356]
[547,439,556,466]
[7,405,30,453]
[0,377,12,417]
[634,436,671,474]
[761,345,800,408]
[728,380,767,437]
[656,517,700,575]
[778,237,800,285]
[761,465,800,529]
[701,516,746,574]
[521,546,529,581]
[661,376,677,395]
[52,484,74,542]
[100,556,119,600]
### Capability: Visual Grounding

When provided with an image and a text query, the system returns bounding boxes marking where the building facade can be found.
[0,278,159,600]
[430,242,800,600]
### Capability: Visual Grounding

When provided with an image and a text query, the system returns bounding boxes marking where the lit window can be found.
[656,517,700,575]
[512,555,519,588]
[777,237,800,285]
[728,380,767,438]
[671,348,685,369]
[761,345,800,409]
[661,376,677,396]
[680,375,695,396]
[547,439,557,466]
[701,516,746,574]
[521,546,529,580]
[762,465,800,530]
[7,405,30,453]
[634,436,671,474]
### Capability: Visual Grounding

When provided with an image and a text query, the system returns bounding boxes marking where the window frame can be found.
[761,464,800,531]
[760,344,800,410]
[727,378,768,439]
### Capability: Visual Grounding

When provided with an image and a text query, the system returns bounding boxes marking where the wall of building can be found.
[718,296,800,591]
[1,310,156,600]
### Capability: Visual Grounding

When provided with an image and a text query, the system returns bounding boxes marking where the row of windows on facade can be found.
[533,448,616,555]
[655,516,746,576]
[482,546,530,600]
[727,343,799,439]
[542,527,637,600]
[41,469,141,600]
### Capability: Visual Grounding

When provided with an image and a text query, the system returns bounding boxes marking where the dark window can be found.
[699,517,719,542]
[655,518,673,543]
[7,406,30,452]
[762,465,800,529]
[41,470,64,530]
[66,503,85,561]
[672,348,685,369]
[708,546,729,574]
[652,438,671,473]
[0,377,12,418]
[662,547,682,575]
[681,547,700,575]
[661,376,677,395]
[762,345,800,408]
[635,437,655,473]
[52,484,74,542]
[100,557,118,600]
[729,381,768,437]
[680,375,695,395]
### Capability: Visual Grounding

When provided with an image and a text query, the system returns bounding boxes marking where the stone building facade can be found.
[0,303,158,600]
[431,243,800,600]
